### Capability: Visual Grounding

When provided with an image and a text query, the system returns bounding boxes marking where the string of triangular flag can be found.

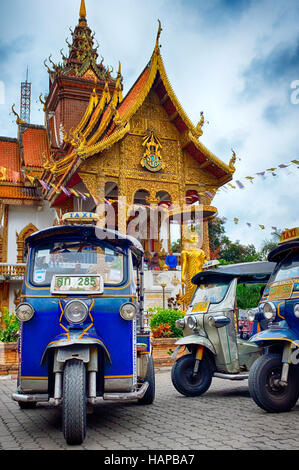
[219,215,279,232]
[219,159,299,193]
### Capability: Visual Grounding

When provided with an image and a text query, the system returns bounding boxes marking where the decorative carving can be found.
[16,223,38,263]
[141,131,164,172]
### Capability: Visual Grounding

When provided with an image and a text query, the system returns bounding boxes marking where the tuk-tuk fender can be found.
[172,335,216,359]
[249,328,299,348]
[41,331,112,366]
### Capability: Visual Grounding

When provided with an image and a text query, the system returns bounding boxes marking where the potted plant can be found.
[0,307,19,376]
[149,308,185,366]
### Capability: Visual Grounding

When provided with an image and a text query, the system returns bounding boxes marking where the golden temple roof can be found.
[45,20,235,203]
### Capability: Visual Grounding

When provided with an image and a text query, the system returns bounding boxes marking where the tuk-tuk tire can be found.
[138,355,155,405]
[18,401,37,409]
[62,359,87,445]
[171,353,213,397]
[248,353,299,413]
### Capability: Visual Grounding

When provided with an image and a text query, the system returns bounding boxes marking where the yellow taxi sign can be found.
[279,227,299,244]
[62,212,99,224]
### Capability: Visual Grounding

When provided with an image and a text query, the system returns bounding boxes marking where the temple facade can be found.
[0,0,235,313]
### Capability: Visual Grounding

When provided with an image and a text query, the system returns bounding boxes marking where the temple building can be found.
[0,0,235,312]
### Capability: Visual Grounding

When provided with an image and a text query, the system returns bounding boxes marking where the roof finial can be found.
[79,0,87,19]
[155,19,162,50]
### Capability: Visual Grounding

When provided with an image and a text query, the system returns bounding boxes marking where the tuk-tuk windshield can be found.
[269,254,299,283]
[192,281,230,305]
[31,241,125,287]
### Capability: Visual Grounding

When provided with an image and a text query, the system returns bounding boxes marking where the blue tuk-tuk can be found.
[248,227,299,412]
[12,212,154,445]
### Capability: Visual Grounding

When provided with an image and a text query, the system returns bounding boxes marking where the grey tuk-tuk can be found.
[171,261,275,397]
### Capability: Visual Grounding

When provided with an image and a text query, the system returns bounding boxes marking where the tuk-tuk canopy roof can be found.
[25,225,144,255]
[268,241,299,263]
[192,261,276,285]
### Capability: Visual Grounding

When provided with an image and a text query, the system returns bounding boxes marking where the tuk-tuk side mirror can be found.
[209,315,231,328]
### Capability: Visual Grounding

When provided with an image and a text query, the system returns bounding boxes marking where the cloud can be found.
[0,0,298,250]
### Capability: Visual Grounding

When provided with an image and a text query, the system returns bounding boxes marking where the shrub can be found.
[0,307,19,343]
[236,284,265,309]
[149,308,185,338]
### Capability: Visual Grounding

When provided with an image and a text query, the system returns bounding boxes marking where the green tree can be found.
[260,230,281,260]
[208,217,262,264]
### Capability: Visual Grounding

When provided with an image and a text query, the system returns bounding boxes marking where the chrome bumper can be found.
[12,393,49,403]
[12,381,149,405]
[102,381,149,401]
[214,372,249,380]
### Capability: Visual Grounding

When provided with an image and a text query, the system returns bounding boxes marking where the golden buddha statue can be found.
[179,226,207,308]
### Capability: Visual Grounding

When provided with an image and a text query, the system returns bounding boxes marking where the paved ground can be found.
[0,367,299,451]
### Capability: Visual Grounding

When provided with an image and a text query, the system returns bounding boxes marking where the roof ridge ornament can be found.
[11,104,26,125]
[155,19,162,53]
[229,149,237,172]
[79,0,87,19]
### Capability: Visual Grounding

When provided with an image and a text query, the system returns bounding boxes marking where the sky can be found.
[0,0,299,250]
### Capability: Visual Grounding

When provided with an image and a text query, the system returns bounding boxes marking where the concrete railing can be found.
[0,263,26,278]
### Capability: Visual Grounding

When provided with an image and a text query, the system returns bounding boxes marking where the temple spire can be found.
[79,0,86,20]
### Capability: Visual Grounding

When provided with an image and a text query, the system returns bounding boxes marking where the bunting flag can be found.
[61,186,71,196]
[220,216,282,233]
[38,180,50,191]
[219,158,299,193]
[69,188,80,197]
[50,183,60,194]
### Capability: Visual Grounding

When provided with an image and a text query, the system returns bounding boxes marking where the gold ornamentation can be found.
[229,148,237,172]
[195,111,204,137]
[16,223,38,263]
[140,131,164,172]
[11,104,26,125]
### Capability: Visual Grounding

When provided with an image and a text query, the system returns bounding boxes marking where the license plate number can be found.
[51,275,103,294]
[191,301,210,313]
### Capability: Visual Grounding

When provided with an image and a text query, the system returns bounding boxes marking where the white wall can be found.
[7,201,57,264]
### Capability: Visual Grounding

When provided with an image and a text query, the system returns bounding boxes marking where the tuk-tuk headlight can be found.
[294,304,299,318]
[120,303,137,321]
[175,318,185,329]
[248,307,259,322]
[186,315,197,330]
[64,300,88,324]
[15,303,34,322]
[263,302,276,320]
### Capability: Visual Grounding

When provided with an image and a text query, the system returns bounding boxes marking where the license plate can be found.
[268,282,293,300]
[191,301,210,313]
[51,275,104,294]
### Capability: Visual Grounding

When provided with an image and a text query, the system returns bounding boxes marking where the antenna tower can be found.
[20,68,31,123]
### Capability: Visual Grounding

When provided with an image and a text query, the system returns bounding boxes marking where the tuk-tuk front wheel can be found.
[62,359,87,445]
[138,355,155,405]
[171,353,213,397]
[248,353,299,413]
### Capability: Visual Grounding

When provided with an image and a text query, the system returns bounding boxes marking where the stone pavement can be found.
[0,367,299,450]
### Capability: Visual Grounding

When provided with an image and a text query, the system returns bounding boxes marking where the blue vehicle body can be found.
[248,229,299,412]
[14,222,152,398]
